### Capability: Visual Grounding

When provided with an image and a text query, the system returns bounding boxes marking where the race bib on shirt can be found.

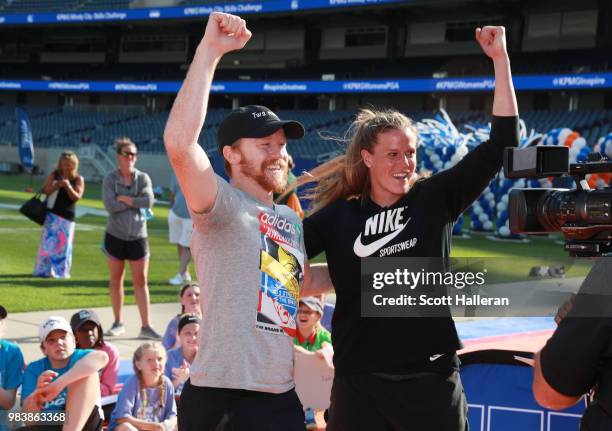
[256,210,304,337]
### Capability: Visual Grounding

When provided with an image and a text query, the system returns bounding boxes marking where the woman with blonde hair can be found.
[34,150,84,278]
[301,27,519,430]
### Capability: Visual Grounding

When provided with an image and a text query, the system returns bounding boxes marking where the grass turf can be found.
[0,174,592,312]
[0,175,183,312]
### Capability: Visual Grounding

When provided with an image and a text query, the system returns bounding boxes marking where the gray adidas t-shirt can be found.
[189,176,305,393]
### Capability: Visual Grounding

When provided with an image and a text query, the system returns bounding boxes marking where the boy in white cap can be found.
[21,316,108,431]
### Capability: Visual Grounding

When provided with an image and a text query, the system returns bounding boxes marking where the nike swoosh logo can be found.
[429,354,443,362]
[353,217,411,257]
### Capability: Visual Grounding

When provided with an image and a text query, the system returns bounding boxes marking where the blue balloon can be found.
[577,148,590,162]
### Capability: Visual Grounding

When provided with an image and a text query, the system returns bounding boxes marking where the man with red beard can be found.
[164,12,331,431]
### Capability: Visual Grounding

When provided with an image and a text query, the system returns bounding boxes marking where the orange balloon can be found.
[599,173,612,186]
[565,132,579,148]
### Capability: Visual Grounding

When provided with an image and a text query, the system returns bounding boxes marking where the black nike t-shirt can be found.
[304,115,519,376]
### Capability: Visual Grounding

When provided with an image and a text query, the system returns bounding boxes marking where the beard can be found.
[240,157,289,194]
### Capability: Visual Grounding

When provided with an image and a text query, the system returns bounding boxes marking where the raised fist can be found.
[475,26,507,60]
[201,12,252,58]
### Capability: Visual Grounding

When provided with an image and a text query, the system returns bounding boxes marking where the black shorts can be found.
[178,380,305,431]
[327,370,468,431]
[103,232,149,261]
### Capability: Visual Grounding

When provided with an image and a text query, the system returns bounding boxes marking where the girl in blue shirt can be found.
[110,342,177,431]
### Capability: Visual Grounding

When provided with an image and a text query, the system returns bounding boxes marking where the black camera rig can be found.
[504,146,612,257]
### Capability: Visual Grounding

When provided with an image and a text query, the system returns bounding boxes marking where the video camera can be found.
[504,146,612,257]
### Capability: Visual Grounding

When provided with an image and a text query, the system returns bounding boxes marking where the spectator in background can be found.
[109,342,177,431]
[34,151,84,278]
[165,314,200,397]
[70,309,120,397]
[294,296,332,355]
[21,316,108,431]
[294,296,333,430]
[102,138,160,340]
[168,174,193,286]
[274,154,304,219]
[0,305,25,431]
[162,283,201,351]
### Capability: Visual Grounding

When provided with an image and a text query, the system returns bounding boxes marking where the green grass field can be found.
[0,174,186,312]
[0,174,591,312]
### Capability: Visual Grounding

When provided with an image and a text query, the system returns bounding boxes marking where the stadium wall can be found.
[0,144,175,188]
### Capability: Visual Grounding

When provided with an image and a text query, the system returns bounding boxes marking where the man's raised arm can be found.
[164,12,251,213]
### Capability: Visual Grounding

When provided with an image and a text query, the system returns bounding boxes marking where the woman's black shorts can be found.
[103,232,149,261]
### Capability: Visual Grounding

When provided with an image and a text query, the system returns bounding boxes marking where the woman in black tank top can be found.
[34,151,85,278]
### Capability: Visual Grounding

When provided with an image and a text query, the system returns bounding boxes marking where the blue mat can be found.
[456,317,557,340]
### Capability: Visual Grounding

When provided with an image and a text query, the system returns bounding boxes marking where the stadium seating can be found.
[1,52,609,81]
[0,0,81,12]
[1,106,611,158]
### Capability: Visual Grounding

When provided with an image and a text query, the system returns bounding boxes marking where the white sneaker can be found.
[168,273,184,286]
[182,272,192,283]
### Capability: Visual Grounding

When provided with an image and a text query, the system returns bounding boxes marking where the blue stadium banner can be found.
[15,107,34,170]
[0,0,408,26]
[0,73,610,94]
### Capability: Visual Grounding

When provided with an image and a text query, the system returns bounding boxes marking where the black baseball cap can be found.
[217,105,305,154]
[70,309,102,333]
[0,305,6,319]
[178,313,201,333]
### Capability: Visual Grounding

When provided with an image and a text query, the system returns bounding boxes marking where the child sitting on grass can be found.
[109,342,177,431]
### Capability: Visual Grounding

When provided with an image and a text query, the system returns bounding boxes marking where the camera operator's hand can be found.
[554,293,576,325]
[475,26,507,61]
[201,12,252,60]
